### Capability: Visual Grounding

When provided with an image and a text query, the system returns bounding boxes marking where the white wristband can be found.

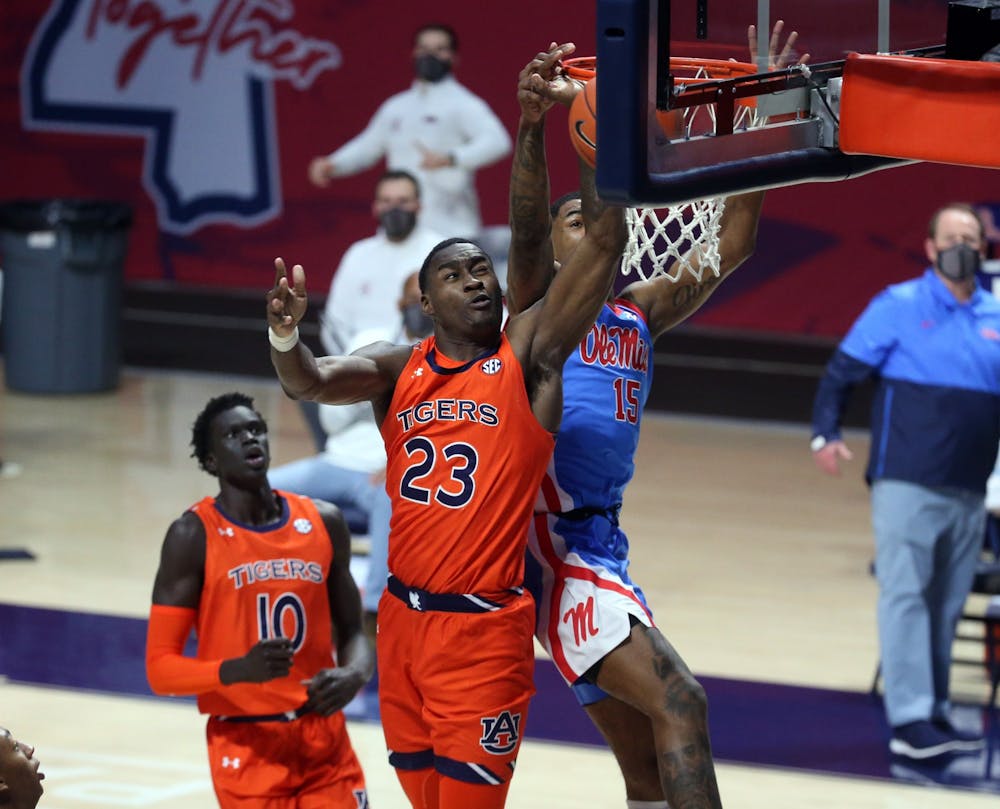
[268,326,299,352]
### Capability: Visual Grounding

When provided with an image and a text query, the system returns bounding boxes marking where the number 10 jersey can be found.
[381,334,554,596]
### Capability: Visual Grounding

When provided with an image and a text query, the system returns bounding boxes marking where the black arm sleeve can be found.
[811,349,877,439]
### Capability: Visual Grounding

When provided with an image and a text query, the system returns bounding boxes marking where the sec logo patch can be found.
[481,358,502,375]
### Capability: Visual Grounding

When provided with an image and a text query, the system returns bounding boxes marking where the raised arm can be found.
[506,44,576,315]
[267,258,410,415]
[508,152,625,391]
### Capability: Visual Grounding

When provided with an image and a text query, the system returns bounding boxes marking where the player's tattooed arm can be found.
[507,44,574,315]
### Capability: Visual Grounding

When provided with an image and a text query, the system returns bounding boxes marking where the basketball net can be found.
[622,200,724,283]
[621,65,762,284]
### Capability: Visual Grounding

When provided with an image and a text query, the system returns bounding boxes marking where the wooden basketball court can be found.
[1,367,997,807]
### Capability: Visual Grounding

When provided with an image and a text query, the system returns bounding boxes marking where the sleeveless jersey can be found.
[536,300,653,513]
[381,334,554,594]
[191,492,335,716]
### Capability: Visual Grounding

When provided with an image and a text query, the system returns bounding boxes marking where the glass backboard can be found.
[593,0,980,207]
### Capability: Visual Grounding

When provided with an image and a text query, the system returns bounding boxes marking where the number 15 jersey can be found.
[381,334,554,596]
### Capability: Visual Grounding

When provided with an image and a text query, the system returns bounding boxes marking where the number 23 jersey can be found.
[381,334,554,595]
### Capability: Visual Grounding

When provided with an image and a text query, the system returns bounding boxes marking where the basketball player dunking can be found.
[265,49,626,807]
[507,34,805,809]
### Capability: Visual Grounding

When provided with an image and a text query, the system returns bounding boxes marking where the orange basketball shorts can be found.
[377,585,536,786]
[205,711,367,809]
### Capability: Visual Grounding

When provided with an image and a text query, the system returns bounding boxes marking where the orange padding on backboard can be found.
[839,52,1000,169]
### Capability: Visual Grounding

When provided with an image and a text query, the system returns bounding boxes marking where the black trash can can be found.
[0,199,132,393]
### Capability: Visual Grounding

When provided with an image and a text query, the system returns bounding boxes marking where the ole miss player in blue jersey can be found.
[508,32,806,809]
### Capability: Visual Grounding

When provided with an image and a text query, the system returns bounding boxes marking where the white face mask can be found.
[935,243,981,282]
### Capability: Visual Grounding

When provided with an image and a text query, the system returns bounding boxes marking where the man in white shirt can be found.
[307,23,511,238]
[320,170,444,354]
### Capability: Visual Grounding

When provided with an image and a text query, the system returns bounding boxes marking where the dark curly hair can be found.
[190,392,262,474]
[418,236,489,292]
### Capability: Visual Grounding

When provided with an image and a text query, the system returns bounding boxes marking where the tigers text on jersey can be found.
[191,492,336,717]
[381,334,554,594]
[537,300,653,513]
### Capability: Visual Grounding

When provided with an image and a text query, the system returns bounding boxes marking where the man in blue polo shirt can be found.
[811,203,1000,760]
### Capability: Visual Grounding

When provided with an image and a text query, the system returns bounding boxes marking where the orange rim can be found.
[562,55,759,82]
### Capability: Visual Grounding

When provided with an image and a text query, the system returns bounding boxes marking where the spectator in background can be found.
[308,23,511,239]
[0,727,44,809]
[320,171,443,355]
[811,203,1000,760]
[293,170,442,452]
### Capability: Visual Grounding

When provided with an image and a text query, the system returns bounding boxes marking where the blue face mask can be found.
[936,243,981,282]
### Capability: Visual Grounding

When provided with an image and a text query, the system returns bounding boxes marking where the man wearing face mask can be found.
[397,270,434,341]
[307,23,511,238]
[320,170,444,356]
[810,203,1000,760]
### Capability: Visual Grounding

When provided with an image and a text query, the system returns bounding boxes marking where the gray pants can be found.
[871,479,985,727]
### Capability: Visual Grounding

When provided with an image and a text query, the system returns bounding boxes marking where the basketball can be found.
[568,78,598,168]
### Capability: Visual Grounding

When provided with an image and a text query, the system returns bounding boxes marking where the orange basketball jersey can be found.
[191,492,335,716]
[381,334,555,595]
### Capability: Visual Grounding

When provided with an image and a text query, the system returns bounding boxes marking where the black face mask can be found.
[414,54,451,83]
[936,243,981,282]
[402,302,434,339]
[379,208,417,241]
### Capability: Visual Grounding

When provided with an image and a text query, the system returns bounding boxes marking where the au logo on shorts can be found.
[481,358,503,375]
[479,710,521,754]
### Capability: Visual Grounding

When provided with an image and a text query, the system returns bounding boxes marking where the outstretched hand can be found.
[749,19,810,71]
[267,257,308,336]
[518,41,578,123]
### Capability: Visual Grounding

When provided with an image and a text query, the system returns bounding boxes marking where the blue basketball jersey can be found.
[538,299,653,513]
[526,299,655,696]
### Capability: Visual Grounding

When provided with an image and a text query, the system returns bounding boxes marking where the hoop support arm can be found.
[840,53,1000,169]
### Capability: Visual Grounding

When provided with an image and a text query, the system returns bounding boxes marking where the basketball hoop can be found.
[562,56,763,283]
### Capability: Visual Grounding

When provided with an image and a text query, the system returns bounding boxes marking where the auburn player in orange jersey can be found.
[145,392,373,809]
[265,43,625,809]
